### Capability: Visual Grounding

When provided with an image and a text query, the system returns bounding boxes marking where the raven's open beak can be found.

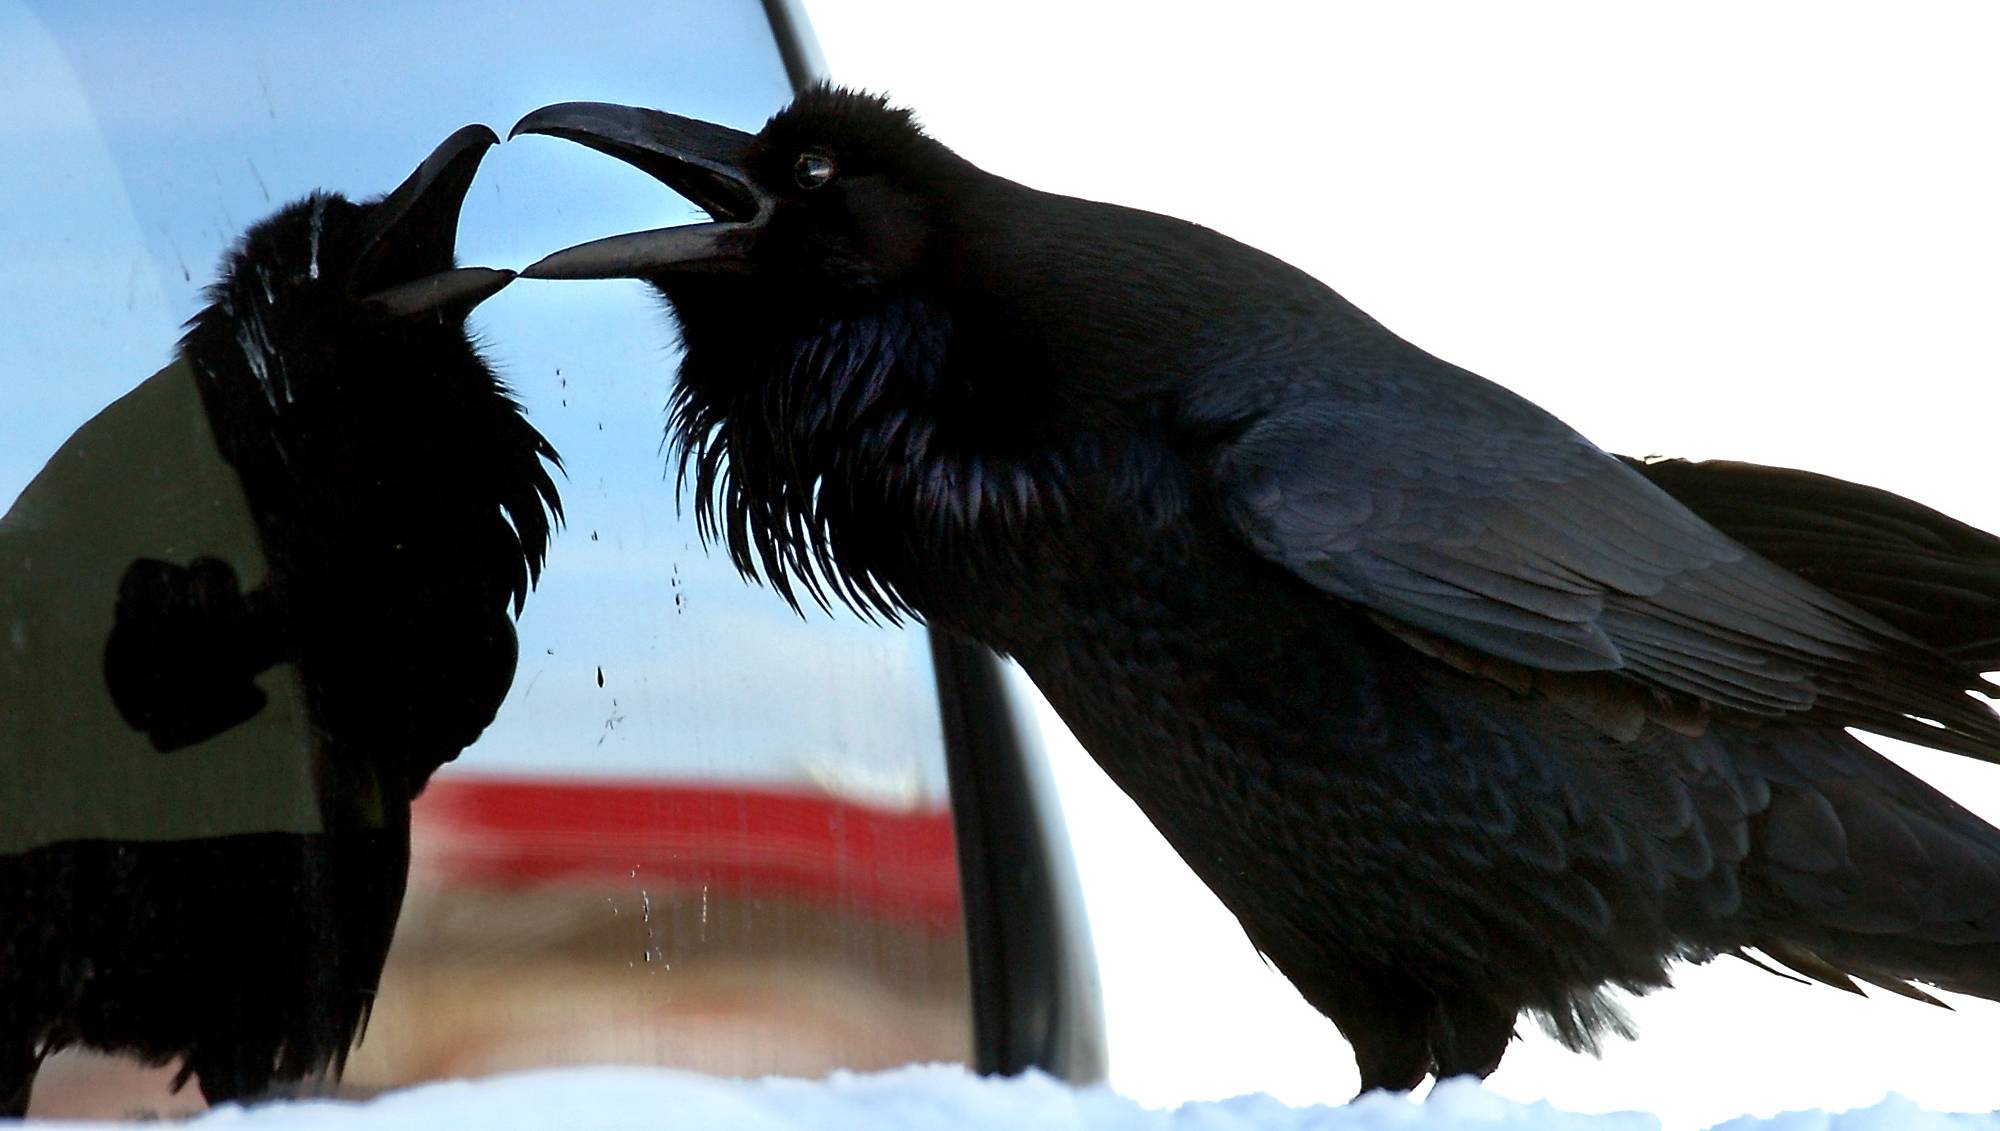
[509,102,771,280]
[355,123,516,317]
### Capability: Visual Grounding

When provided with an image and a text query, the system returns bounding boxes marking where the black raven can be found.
[512,87,2000,1090]
[0,125,561,1111]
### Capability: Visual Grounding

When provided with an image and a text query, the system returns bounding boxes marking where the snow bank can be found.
[45,1066,2000,1131]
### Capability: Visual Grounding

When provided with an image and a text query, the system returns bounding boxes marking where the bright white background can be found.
[798,3,2000,1128]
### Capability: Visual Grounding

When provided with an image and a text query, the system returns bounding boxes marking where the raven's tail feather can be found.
[1630,457,2000,672]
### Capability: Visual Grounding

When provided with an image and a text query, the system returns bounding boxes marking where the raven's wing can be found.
[1207,364,2000,756]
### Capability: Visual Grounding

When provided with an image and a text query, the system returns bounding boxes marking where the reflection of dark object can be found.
[105,556,286,752]
[514,88,2000,1092]
[0,125,560,1113]
[930,638,1101,1080]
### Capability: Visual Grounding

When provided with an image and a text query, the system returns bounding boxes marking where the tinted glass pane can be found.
[1,1,970,1116]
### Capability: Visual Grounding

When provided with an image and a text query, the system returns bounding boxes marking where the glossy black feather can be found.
[603,85,2000,1090]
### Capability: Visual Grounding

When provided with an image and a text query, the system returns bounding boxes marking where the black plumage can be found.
[0,126,560,1110]
[514,87,2000,1090]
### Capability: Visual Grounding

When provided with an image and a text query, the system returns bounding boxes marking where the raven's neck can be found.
[182,265,558,615]
[671,281,1194,623]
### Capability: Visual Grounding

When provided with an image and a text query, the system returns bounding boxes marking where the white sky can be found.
[799,3,2000,1127]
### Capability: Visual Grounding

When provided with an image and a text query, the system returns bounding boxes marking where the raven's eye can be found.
[794,149,837,190]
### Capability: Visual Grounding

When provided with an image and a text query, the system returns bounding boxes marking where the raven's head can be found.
[181,124,561,619]
[512,88,978,614]
[513,86,962,301]
[190,125,517,352]
[511,86,1181,617]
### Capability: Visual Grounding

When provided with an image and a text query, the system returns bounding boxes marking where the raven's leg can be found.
[188,1046,276,1110]
[1349,1015,1432,1094]
[0,1042,42,1117]
[1428,997,1517,1081]
[1308,969,1433,1095]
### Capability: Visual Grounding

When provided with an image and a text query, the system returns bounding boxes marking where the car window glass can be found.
[1,1,970,1115]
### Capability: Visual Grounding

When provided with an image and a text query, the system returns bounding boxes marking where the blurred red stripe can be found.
[412,776,964,930]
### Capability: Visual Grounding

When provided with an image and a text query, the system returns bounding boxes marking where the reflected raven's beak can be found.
[510,102,770,280]
[355,124,515,316]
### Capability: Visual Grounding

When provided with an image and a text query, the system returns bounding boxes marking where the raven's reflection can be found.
[0,125,561,1112]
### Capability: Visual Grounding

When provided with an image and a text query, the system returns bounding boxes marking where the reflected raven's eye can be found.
[794,149,837,190]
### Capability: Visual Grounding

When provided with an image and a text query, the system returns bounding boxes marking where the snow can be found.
[34,1067,2000,1131]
